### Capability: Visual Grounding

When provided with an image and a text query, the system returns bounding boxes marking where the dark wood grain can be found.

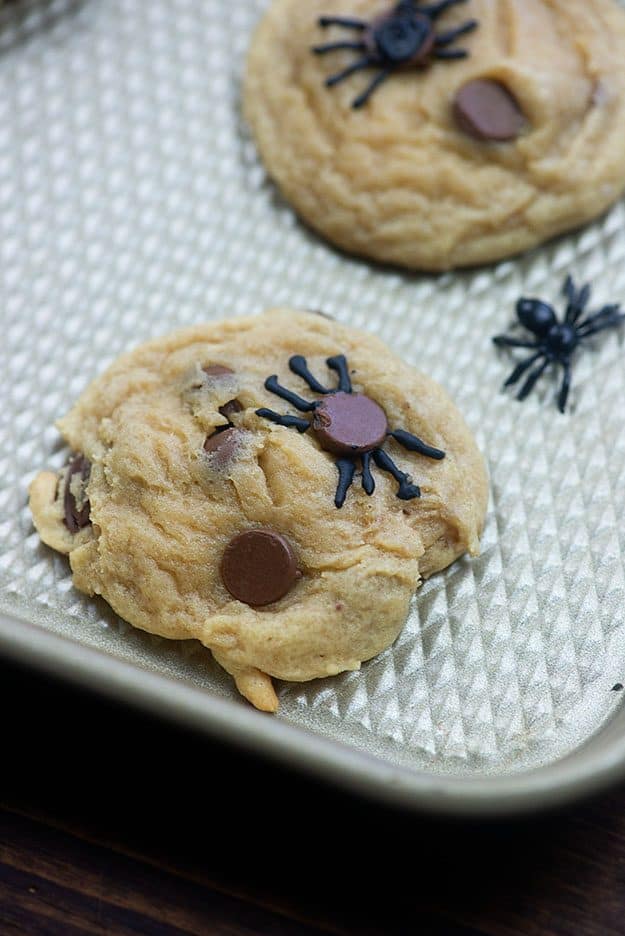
[0,810,336,936]
[1,658,624,936]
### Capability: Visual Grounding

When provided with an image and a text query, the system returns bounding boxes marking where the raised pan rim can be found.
[1,607,624,817]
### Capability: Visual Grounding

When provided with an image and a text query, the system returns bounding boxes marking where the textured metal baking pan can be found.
[2,0,625,815]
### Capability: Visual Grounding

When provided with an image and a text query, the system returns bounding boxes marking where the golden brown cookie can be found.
[244,0,625,271]
[29,310,488,711]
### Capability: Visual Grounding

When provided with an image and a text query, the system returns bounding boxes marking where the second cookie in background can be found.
[244,0,625,272]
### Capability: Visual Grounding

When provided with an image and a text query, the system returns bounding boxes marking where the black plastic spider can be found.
[256,354,445,507]
[312,0,478,108]
[493,276,625,414]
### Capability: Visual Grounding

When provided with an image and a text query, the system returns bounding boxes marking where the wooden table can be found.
[1,657,624,936]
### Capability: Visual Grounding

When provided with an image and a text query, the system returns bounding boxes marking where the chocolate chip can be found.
[220,529,299,606]
[218,399,243,421]
[453,79,526,142]
[203,364,234,377]
[63,454,91,533]
[203,427,245,468]
[312,392,388,455]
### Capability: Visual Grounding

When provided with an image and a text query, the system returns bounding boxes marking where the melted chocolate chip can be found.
[203,427,246,469]
[219,399,243,420]
[454,79,526,142]
[312,392,388,455]
[203,364,234,378]
[63,454,91,533]
[220,529,299,606]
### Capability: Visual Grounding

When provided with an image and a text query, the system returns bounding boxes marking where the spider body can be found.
[256,354,445,507]
[312,391,388,454]
[363,8,435,66]
[493,276,624,413]
[312,0,478,108]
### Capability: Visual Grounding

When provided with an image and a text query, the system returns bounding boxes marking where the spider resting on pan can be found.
[256,354,445,507]
[312,0,478,108]
[493,276,625,414]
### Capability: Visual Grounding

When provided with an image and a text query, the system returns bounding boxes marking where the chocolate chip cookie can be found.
[29,310,488,711]
[244,0,625,271]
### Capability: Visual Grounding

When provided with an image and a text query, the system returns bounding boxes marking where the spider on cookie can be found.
[256,353,445,507]
[312,0,478,108]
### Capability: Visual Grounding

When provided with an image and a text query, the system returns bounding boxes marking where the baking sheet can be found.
[1,0,625,780]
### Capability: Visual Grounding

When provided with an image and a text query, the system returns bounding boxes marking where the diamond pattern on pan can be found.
[0,0,625,773]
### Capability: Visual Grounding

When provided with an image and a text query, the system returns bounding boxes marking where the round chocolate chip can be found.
[454,79,526,142]
[203,427,245,468]
[219,398,243,420]
[220,529,299,606]
[203,364,234,377]
[312,392,388,455]
[63,454,91,533]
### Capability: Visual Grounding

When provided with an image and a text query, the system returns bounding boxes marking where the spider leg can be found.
[326,354,352,392]
[503,352,542,387]
[352,70,391,109]
[563,274,576,306]
[289,355,331,394]
[578,305,624,335]
[264,375,316,411]
[361,452,375,495]
[565,278,591,324]
[577,282,591,310]
[557,361,572,414]
[578,303,622,326]
[434,19,478,46]
[312,40,367,55]
[390,429,445,460]
[318,16,367,30]
[493,335,540,350]
[516,358,550,401]
[579,317,625,339]
[373,449,421,500]
[419,0,469,20]
[335,458,356,508]
[325,57,374,88]
[255,409,311,433]
[433,48,470,59]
